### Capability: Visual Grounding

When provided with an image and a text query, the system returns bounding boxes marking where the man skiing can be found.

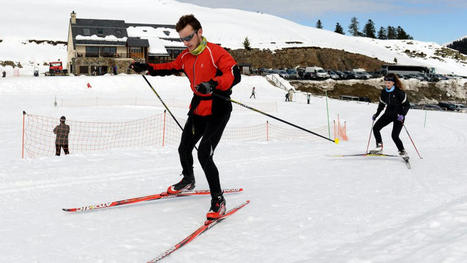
[371,73,410,158]
[130,14,240,220]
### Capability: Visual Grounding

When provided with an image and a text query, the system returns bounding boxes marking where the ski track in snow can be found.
[1,75,467,262]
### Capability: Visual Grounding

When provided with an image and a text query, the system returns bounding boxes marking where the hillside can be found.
[1,0,466,76]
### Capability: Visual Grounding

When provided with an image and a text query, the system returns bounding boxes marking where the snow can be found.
[1,0,466,75]
[76,34,128,42]
[1,74,467,262]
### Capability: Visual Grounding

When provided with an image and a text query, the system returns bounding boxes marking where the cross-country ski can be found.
[63,188,243,212]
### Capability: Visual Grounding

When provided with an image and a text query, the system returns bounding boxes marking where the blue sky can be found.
[178,0,467,44]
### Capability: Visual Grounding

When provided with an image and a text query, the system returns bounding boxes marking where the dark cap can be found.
[60,116,66,121]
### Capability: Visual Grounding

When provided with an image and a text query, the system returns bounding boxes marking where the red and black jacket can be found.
[147,42,240,116]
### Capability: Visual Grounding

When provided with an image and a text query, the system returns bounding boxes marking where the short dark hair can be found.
[176,14,202,32]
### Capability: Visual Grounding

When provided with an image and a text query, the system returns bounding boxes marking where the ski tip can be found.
[62,208,73,212]
[334,138,339,144]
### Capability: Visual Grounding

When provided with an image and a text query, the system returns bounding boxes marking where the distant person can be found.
[53,116,70,156]
[285,92,289,102]
[307,93,311,104]
[130,14,240,220]
[249,86,256,99]
[288,89,294,102]
[370,73,410,158]
[2,71,5,78]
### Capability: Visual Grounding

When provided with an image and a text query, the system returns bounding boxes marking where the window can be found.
[100,47,116,57]
[83,28,90,36]
[85,46,99,57]
[97,28,104,35]
[129,47,142,53]
[79,66,89,74]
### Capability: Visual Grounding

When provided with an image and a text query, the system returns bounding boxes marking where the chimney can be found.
[71,11,76,24]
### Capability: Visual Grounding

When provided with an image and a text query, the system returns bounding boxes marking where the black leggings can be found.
[178,112,231,198]
[373,114,405,151]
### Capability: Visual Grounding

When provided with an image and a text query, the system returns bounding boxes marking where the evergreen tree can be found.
[363,19,376,38]
[387,26,396,39]
[447,37,467,55]
[334,23,344,35]
[396,26,413,40]
[348,17,360,36]
[243,37,251,50]
[377,26,387,39]
[316,19,323,29]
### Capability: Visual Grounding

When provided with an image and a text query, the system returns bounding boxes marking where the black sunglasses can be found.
[384,76,395,82]
[180,30,198,42]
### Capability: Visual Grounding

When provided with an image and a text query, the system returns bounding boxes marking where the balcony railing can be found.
[76,52,145,59]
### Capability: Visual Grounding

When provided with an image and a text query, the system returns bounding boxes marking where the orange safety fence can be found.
[22,111,329,158]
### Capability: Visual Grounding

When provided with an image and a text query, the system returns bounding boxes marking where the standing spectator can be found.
[285,92,289,102]
[307,93,311,104]
[249,86,256,99]
[2,71,6,78]
[53,116,70,156]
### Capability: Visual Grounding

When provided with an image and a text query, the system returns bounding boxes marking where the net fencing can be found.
[22,111,336,159]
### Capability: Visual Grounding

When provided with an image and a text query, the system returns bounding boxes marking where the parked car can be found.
[438,101,458,111]
[305,66,330,79]
[285,69,299,79]
[354,71,372,79]
[422,104,443,111]
[278,70,289,79]
[328,70,339,80]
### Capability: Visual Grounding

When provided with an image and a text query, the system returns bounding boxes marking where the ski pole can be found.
[213,93,338,144]
[366,120,375,153]
[142,75,184,131]
[142,75,199,151]
[403,124,423,159]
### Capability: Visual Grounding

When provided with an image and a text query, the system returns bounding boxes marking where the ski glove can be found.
[397,114,405,122]
[196,80,218,95]
[372,113,378,121]
[130,62,148,73]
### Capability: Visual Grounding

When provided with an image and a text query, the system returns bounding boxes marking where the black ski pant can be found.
[178,112,230,198]
[56,144,69,156]
[373,114,405,151]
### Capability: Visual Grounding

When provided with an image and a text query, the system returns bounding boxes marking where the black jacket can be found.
[375,87,410,118]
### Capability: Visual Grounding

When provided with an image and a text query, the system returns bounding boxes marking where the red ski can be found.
[147,200,250,263]
[62,188,243,212]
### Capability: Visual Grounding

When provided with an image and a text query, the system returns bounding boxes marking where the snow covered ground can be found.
[1,74,467,262]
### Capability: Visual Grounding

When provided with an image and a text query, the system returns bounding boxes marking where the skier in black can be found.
[371,73,410,157]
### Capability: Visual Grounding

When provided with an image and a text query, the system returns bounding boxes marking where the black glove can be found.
[130,62,148,73]
[196,80,218,95]
[372,113,378,120]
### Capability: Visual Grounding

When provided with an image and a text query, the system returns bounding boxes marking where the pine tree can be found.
[316,19,323,29]
[377,26,387,39]
[348,17,360,36]
[396,26,413,40]
[243,37,251,50]
[334,23,344,35]
[387,26,396,39]
[363,19,376,38]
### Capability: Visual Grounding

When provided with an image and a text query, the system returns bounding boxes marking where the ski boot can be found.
[369,143,383,154]
[167,175,195,195]
[206,195,226,220]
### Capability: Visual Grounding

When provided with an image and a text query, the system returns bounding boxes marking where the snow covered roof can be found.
[127,26,185,55]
